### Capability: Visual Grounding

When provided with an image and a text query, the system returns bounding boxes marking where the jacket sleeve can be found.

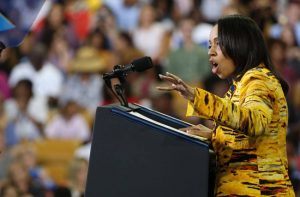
[186,77,274,137]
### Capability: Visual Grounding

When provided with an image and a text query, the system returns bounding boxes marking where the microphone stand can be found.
[103,65,129,107]
[114,78,128,107]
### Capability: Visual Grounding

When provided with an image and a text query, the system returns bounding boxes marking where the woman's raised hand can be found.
[157,72,195,102]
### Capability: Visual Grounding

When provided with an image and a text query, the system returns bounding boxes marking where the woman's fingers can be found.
[179,124,212,139]
[158,74,186,91]
[186,128,212,139]
[180,124,212,140]
[180,79,191,89]
[158,72,195,100]
[159,72,184,85]
[159,74,178,84]
[159,73,192,91]
[179,127,190,132]
[157,83,186,92]
[156,86,175,91]
[166,72,182,83]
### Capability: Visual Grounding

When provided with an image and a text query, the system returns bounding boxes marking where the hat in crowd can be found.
[69,46,106,73]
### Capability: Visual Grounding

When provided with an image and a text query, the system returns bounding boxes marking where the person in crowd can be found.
[67,158,88,197]
[166,17,211,84]
[17,144,55,191]
[60,45,106,119]
[165,17,211,121]
[34,3,78,49]
[132,4,167,62]
[270,1,300,47]
[44,98,90,142]
[158,15,295,196]
[104,0,141,32]
[200,0,230,23]
[112,31,144,66]
[47,30,75,75]
[53,158,88,197]
[3,159,44,197]
[267,38,295,82]
[85,28,115,72]
[0,183,20,197]
[9,42,64,121]
[4,79,43,147]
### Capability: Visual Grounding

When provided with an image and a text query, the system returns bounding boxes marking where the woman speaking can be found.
[158,15,295,196]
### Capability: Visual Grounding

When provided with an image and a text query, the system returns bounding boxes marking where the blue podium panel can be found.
[85,104,210,197]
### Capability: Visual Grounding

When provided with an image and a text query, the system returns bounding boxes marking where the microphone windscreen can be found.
[131,56,153,72]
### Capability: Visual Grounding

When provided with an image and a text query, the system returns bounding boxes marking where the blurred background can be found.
[0,0,300,196]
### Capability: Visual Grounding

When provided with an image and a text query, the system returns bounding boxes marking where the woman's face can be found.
[139,6,155,26]
[208,25,236,79]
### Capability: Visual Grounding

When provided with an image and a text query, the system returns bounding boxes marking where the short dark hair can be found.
[13,79,33,98]
[119,31,134,47]
[217,15,289,95]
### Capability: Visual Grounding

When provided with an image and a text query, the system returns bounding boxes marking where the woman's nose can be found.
[208,45,216,56]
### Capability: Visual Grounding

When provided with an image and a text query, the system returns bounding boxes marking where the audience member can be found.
[60,46,105,115]
[166,17,210,84]
[8,43,64,100]
[4,79,43,146]
[44,99,90,142]
[3,159,44,197]
[104,0,141,32]
[132,4,167,61]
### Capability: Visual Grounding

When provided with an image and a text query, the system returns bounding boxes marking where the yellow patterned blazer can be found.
[186,64,295,196]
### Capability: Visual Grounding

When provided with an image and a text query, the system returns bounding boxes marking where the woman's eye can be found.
[208,45,212,49]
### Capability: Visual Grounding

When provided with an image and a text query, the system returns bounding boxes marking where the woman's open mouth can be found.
[211,61,219,74]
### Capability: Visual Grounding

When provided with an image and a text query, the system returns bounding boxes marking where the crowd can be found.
[0,0,300,196]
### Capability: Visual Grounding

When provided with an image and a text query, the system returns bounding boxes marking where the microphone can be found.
[103,56,153,80]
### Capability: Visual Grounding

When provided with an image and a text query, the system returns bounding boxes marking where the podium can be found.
[85,103,213,197]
